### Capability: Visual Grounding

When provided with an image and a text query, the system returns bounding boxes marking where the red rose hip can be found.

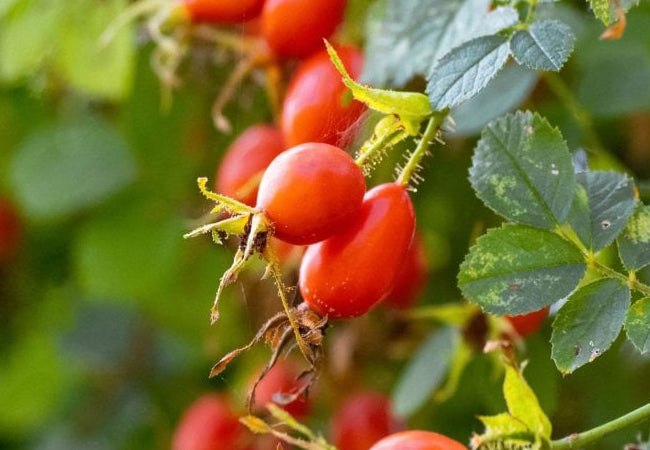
[172,394,243,450]
[183,0,265,23]
[262,0,348,58]
[505,306,550,337]
[282,46,366,148]
[332,391,403,450]
[299,183,415,318]
[384,232,428,309]
[216,125,285,207]
[256,143,365,245]
[369,431,467,450]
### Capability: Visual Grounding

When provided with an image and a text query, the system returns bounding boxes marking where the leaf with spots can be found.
[626,298,650,354]
[510,19,575,72]
[567,171,636,252]
[362,0,518,87]
[458,224,586,315]
[427,35,510,110]
[551,278,630,374]
[469,111,576,229]
[618,205,650,270]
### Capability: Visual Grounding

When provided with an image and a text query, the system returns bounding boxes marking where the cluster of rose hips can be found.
[123,1,552,448]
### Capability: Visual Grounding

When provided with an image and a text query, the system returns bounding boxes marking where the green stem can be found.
[592,261,650,296]
[551,402,650,449]
[355,128,405,168]
[542,72,624,171]
[396,114,444,186]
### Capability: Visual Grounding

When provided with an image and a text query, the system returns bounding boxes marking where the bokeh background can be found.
[1,0,650,449]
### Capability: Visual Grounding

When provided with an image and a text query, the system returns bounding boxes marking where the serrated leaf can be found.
[626,298,650,354]
[459,225,586,315]
[567,171,636,252]
[392,327,458,418]
[551,278,630,373]
[469,111,576,229]
[450,63,538,137]
[240,416,271,434]
[325,41,431,135]
[510,20,575,71]
[618,205,650,270]
[479,413,531,438]
[363,0,518,87]
[504,365,552,440]
[427,35,510,110]
[10,118,136,220]
[588,0,611,24]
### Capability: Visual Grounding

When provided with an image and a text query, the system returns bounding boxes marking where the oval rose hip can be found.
[256,143,365,245]
[216,125,285,207]
[262,0,348,58]
[282,46,366,148]
[369,431,467,450]
[183,0,265,23]
[172,394,243,450]
[506,306,550,337]
[332,391,403,450]
[299,183,415,318]
[253,360,311,418]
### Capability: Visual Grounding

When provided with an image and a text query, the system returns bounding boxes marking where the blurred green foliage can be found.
[1,1,650,449]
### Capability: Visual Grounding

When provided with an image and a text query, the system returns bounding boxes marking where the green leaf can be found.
[478,413,531,440]
[74,204,184,301]
[450,63,538,137]
[588,0,610,24]
[510,19,575,71]
[363,0,517,87]
[53,0,134,101]
[469,111,575,229]
[427,35,510,110]
[0,0,61,81]
[587,0,640,25]
[618,205,650,271]
[567,171,636,252]
[10,118,136,220]
[551,278,630,373]
[325,40,431,135]
[392,327,458,418]
[0,332,74,436]
[625,298,650,354]
[504,365,552,439]
[458,225,586,315]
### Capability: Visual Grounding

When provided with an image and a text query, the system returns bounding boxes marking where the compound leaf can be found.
[427,35,510,110]
[510,19,575,71]
[458,224,586,315]
[567,171,636,252]
[551,278,630,374]
[625,298,650,354]
[618,205,650,270]
[469,111,575,229]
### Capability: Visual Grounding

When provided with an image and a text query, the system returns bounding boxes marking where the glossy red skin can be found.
[506,306,550,337]
[332,392,403,450]
[183,0,265,23]
[262,0,347,58]
[369,431,467,450]
[300,183,415,319]
[253,360,310,418]
[172,394,243,450]
[384,232,428,309]
[257,143,365,245]
[282,46,366,148]
[0,198,20,263]
[216,125,285,207]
